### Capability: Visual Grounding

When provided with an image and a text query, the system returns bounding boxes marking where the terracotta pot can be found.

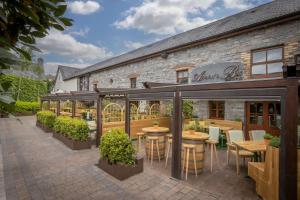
[264,139,270,145]
[189,130,195,134]
[153,125,159,128]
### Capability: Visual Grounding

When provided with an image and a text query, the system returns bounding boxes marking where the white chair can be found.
[206,126,220,172]
[227,130,253,174]
[249,130,266,141]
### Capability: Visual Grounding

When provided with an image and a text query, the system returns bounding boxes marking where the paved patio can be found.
[0,116,259,200]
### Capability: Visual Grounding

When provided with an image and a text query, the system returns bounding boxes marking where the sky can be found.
[36,0,273,75]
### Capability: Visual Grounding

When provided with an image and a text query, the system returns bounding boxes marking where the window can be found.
[176,69,188,84]
[251,46,283,78]
[249,103,264,125]
[79,76,89,91]
[130,77,137,88]
[93,83,97,90]
[209,101,224,119]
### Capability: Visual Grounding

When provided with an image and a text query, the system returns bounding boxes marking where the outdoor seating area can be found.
[39,76,300,200]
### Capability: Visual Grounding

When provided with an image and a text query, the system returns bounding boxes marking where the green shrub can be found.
[264,133,273,140]
[269,137,280,148]
[15,101,40,114]
[36,111,56,128]
[0,74,47,102]
[183,100,193,119]
[100,128,135,165]
[53,116,89,141]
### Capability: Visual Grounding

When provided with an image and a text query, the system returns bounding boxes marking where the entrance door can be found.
[246,102,281,136]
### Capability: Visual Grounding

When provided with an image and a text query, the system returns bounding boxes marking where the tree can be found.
[0,0,72,114]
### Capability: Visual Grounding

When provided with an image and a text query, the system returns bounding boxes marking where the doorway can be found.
[246,101,281,136]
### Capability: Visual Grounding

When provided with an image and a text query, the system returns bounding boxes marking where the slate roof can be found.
[58,65,80,80]
[69,0,300,79]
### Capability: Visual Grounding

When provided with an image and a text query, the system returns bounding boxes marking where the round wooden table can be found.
[142,126,170,160]
[182,131,209,174]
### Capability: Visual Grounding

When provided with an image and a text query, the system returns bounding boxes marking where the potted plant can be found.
[153,120,159,128]
[264,133,273,145]
[98,128,143,180]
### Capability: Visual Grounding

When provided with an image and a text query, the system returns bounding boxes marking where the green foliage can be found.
[37,111,56,128]
[53,116,89,141]
[15,101,40,114]
[0,74,47,101]
[184,124,196,131]
[100,128,135,165]
[183,100,193,119]
[264,133,273,140]
[269,137,280,148]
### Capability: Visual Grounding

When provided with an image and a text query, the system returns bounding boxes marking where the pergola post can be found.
[72,100,76,118]
[125,97,130,136]
[280,80,298,200]
[56,100,60,116]
[171,89,182,179]
[47,100,50,110]
[40,100,43,111]
[96,97,102,147]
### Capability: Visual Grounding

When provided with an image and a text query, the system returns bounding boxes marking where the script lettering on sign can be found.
[191,62,244,83]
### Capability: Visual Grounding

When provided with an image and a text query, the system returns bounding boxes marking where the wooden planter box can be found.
[97,157,143,180]
[36,121,53,133]
[53,132,91,150]
[0,112,9,118]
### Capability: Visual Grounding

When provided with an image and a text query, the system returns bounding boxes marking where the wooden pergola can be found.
[41,66,299,200]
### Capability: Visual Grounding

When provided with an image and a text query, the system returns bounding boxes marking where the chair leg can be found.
[236,148,240,175]
[156,140,160,163]
[214,144,219,169]
[165,142,170,168]
[182,148,186,175]
[148,140,151,161]
[227,147,230,165]
[151,140,154,166]
[185,148,190,180]
[210,144,213,173]
[193,149,197,177]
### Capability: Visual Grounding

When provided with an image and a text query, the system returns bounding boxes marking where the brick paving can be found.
[0,116,219,200]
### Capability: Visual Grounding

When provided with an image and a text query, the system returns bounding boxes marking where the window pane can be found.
[252,64,266,75]
[267,48,282,61]
[268,62,283,74]
[253,51,266,63]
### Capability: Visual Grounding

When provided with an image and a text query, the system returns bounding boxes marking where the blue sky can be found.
[36,0,272,75]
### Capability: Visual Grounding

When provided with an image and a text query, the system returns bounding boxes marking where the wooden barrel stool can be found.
[165,134,173,168]
[147,136,160,165]
[136,132,145,152]
[182,143,198,180]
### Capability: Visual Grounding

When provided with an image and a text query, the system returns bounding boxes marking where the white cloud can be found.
[69,27,90,37]
[114,0,216,35]
[37,29,113,63]
[68,1,100,15]
[44,62,90,75]
[124,41,145,50]
[223,0,253,10]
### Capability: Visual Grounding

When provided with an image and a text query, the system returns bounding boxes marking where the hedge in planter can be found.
[98,128,143,180]
[36,111,56,132]
[53,116,91,150]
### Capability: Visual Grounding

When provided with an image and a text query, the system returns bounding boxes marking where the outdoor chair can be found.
[226,130,253,174]
[206,126,220,172]
[249,130,265,141]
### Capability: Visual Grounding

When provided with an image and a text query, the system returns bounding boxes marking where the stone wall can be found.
[224,101,245,123]
[89,19,300,89]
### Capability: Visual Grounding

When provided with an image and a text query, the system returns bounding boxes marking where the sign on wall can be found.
[190,62,244,83]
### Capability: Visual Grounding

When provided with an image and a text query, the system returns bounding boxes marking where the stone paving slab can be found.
[0,116,218,200]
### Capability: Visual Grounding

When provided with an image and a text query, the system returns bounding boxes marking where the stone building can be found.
[53,0,300,133]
